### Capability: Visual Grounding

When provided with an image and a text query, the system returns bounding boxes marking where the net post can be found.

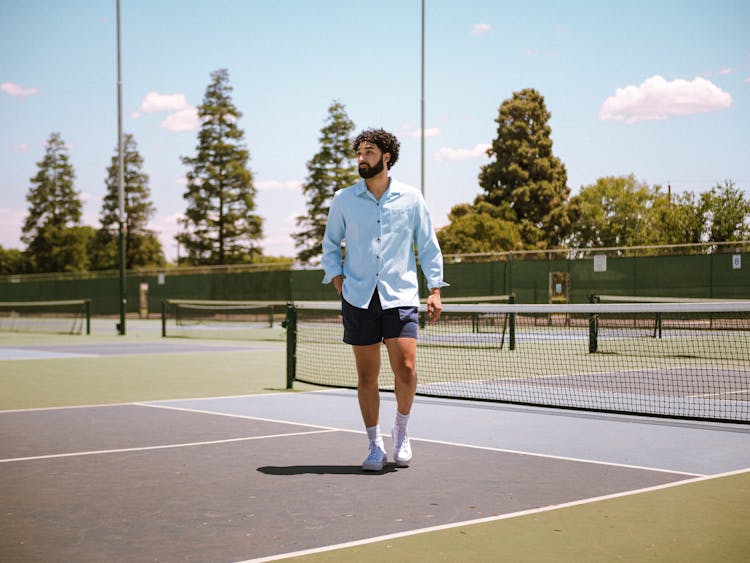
[285,303,297,389]
[85,299,91,335]
[161,300,167,338]
[588,312,598,353]
[508,293,516,351]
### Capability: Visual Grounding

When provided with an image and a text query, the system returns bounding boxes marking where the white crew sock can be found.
[366,424,381,441]
[395,411,410,430]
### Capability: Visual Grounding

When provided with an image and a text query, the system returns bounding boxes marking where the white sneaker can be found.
[392,426,412,467]
[362,438,387,471]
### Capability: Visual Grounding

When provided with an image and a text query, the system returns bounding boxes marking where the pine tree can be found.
[178,69,262,265]
[478,88,571,248]
[92,133,164,269]
[293,101,358,264]
[22,132,88,272]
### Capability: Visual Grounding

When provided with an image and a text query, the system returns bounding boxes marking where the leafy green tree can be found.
[92,133,165,269]
[293,101,358,264]
[0,245,26,275]
[568,175,652,249]
[646,187,705,247]
[178,68,262,265]
[437,202,522,254]
[478,88,571,248]
[21,132,88,272]
[700,180,750,242]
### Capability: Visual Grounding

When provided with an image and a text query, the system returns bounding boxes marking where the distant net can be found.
[286,301,750,423]
[0,299,90,335]
[161,299,287,340]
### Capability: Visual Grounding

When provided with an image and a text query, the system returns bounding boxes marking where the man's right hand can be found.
[333,275,343,296]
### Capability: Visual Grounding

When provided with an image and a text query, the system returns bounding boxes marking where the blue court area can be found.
[0,340,283,360]
[2,390,748,561]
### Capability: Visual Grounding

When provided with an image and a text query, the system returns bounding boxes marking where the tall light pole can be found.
[420,0,425,197]
[116,0,126,335]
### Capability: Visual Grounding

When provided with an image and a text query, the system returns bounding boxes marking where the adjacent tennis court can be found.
[1,320,749,561]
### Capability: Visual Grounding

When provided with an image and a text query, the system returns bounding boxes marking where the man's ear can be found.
[383,152,391,165]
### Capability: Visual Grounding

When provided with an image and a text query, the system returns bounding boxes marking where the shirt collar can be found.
[355,178,403,200]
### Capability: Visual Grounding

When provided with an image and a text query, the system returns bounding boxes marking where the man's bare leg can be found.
[384,337,417,415]
[353,343,382,427]
[354,343,387,470]
[384,337,416,466]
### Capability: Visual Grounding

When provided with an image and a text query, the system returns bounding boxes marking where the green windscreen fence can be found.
[1,252,747,314]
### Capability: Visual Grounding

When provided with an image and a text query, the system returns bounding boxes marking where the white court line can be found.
[134,401,352,433]
[237,467,750,563]
[688,389,750,398]
[1,394,725,475]
[406,436,704,477]
[0,389,335,414]
[0,429,337,464]
[137,402,702,477]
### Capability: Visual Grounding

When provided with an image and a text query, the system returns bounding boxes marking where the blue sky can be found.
[1,0,748,261]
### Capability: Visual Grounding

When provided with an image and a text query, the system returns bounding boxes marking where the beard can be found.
[358,157,385,179]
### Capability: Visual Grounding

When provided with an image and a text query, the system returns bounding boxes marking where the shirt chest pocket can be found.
[384,207,412,234]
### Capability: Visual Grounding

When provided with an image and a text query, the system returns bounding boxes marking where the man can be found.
[321,128,448,471]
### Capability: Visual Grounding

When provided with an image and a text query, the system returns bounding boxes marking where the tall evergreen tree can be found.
[478,88,571,248]
[21,132,88,272]
[92,133,164,269]
[293,101,358,264]
[178,68,262,265]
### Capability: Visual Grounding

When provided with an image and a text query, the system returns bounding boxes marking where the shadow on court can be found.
[258,464,399,476]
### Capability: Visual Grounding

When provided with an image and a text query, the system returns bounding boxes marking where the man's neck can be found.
[365,174,390,200]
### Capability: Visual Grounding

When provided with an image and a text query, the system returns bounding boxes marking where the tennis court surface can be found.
[2,390,749,562]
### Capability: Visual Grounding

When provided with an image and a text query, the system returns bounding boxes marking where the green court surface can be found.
[1,321,748,562]
[292,471,750,563]
[0,320,313,410]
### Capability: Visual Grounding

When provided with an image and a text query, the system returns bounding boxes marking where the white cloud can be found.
[434,143,491,161]
[745,77,750,84]
[132,92,191,118]
[256,180,302,191]
[402,126,441,139]
[16,143,29,152]
[471,23,491,36]
[160,107,200,132]
[599,75,732,124]
[132,91,200,132]
[1,81,40,97]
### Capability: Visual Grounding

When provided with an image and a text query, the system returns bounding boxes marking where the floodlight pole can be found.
[420,0,425,197]
[116,0,126,335]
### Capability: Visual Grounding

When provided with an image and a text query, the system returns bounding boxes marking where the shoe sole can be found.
[362,457,386,471]
[394,458,410,468]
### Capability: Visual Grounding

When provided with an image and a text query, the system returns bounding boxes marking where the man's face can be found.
[357,142,387,179]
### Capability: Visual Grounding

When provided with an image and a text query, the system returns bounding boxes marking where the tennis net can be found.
[0,299,91,335]
[285,301,750,423]
[161,299,287,339]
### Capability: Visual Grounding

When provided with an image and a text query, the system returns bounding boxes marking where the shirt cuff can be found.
[321,271,342,284]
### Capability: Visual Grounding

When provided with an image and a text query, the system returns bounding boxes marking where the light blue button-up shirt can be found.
[321,178,448,309]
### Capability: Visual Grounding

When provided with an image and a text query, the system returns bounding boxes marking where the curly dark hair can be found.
[352,128,400,169]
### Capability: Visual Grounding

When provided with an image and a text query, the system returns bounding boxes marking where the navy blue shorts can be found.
[342,291,418,345]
